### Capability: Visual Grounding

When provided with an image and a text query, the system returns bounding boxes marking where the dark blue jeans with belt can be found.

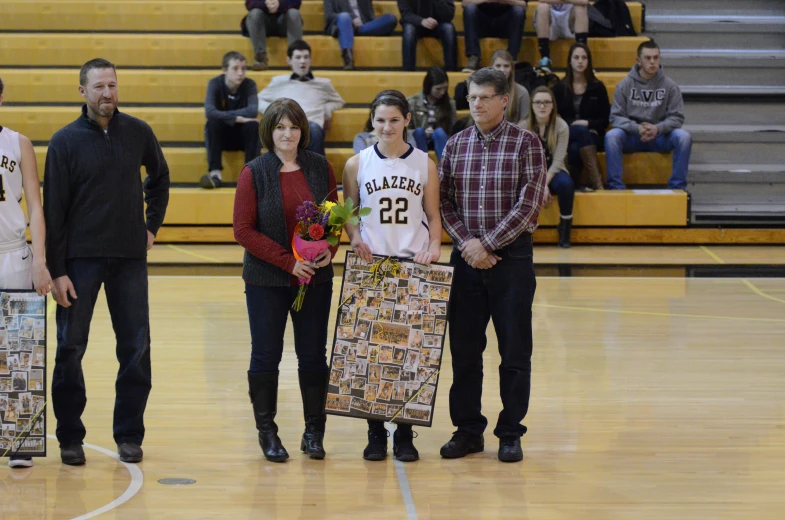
[447,233,537,438]
[52,258,151,447]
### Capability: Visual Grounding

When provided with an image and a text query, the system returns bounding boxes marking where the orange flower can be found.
[308,224,325,240]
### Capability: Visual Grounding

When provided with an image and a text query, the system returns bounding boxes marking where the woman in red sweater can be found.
[233,98,338,462]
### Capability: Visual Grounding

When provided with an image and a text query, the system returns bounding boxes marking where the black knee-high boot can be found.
[558,217,573,248]
[298,371,328,459]
[248,371,289,462]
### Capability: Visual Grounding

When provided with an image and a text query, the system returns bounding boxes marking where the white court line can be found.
[45,435,144,520]
[385,424,418,520]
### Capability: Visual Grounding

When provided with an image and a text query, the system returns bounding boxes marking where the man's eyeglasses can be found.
[466,94,500,104]
[533,101,553,107]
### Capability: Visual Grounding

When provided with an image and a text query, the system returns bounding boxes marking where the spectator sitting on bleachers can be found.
[461,0,527,72]
[534,0,589,72]
[397,0,457,72]
[605,39,691,190]
[490,50,530,127]
[242,0,304,71]
[407,67,457,162]
[201,51,261,189]
[551,42,608,191]
[452,50,530,133]
[354,115,418,153]
[324,0,399,71]
[257,40,345,156]
[527,86,575,248]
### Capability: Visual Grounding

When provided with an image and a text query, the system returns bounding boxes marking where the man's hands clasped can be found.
[460,238,500,270]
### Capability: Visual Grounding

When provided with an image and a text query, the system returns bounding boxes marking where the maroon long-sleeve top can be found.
[233,164,339,285]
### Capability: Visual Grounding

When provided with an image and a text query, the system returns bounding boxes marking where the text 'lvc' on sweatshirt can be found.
[610,65,686,136]
[43,105,170,279]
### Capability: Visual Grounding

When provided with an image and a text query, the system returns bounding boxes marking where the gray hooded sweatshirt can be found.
[610,65,685,135]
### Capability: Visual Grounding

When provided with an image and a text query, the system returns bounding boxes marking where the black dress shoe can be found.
[497,436,523,462]
[118,443,144,463]
[439,431,484,459]
[61,445,86,466]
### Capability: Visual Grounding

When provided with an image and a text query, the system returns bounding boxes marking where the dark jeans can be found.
[463,4,526,60]
[549,171,575,216]
[205,119,261,172]
[402,23,457,71]
[413,127,448,161]
[52,258,151,447]
[448,234,536,438]
[335,12,398,49]
[567,124,603,173]
[307,121,326,156]
[245,282,332,373]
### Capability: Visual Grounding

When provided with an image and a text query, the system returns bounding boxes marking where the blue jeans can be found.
[604,128,692,189]
[52,258,151,447]
[413,127,448,161]
[448,234,536,438]
[245,282,332,374]
[307,121,326,156]
[566,124,602,173]
[402,23,457,71]
[335,12,398,49]
[463,4,526,60]
[549,171,575,216]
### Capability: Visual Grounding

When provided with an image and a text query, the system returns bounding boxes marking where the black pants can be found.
[245,282,332,374]
[447,234,536,438]
[52,258,151,447]
[205,119,261,172]
[401,23,457,71]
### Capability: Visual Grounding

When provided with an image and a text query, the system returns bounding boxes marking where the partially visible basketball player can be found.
[0,76,53,469]
[343,90,442,462]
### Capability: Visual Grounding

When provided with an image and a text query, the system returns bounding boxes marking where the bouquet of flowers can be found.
[291,197,370,311]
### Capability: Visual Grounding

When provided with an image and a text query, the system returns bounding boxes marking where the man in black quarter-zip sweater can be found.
[43,58,170,467]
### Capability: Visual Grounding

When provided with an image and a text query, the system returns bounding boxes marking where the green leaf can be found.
[358,207,372,217]
[326,236,339,246]
[348,216,359,225]
[332,205,349,219]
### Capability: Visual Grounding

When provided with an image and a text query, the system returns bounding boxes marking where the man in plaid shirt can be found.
[439,67,546,463]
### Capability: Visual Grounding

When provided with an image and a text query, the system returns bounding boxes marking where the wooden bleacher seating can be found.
[0,1,644,35]
[4,0,696,244]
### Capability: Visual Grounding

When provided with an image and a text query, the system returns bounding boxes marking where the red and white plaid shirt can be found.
[439,119,547,252]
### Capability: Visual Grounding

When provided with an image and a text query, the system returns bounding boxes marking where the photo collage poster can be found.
[325,253,453,427]
[0,291,47,458]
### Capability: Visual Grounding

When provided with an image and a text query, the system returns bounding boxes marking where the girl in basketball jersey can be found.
[0,77,53,469]
[343,90,442,462]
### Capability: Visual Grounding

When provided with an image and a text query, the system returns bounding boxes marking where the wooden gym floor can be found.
[2,245,785,519]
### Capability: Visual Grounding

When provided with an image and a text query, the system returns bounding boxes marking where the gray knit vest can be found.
[242,150,334,286]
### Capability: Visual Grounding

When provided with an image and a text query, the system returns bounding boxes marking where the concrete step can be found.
[682,86,785,96]
[685,124,785,143]
[687,163,785,224]
[690,142,783,164]
[646,16,785,49]
[662,49,785,86]
[643,0,784,16]
[684,98,785,125]
[689,203,785,225]
[688,164,785,183]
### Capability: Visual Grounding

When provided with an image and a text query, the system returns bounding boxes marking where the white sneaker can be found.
[8,456,33,468]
